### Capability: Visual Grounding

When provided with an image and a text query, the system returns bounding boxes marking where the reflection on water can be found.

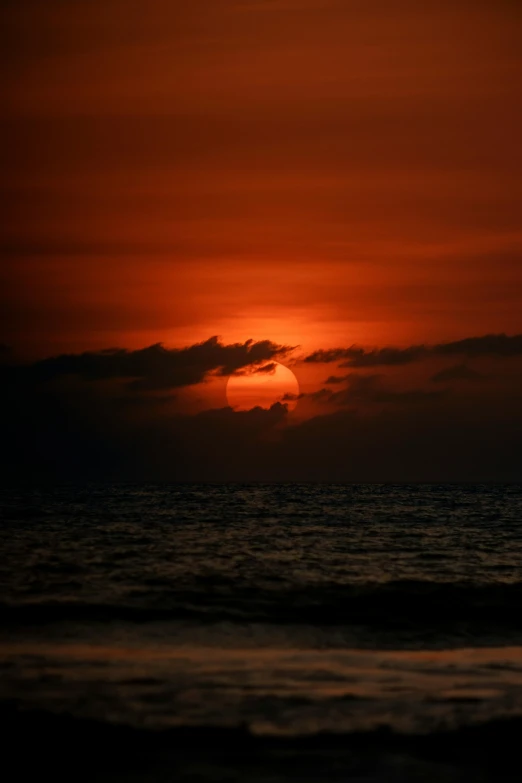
[2,628,522,735]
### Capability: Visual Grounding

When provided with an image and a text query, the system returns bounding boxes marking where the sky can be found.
[2,0,522,481]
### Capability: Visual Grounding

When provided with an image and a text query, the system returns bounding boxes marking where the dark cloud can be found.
[324,375,348,384]
[307,374,445,406]
[431,363,484,384]
[251,362,278,374]
[2,333,522,483]
[281,392,302,401]
[435,334,522,359]
[304,333,522,367]
[306,345,425,367]
[306,387,340,403]
[276,399,522,483]
[348,374,445,405]
[17,337,295,391]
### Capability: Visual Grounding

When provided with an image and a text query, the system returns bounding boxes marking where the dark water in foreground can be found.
[2,483,522,780]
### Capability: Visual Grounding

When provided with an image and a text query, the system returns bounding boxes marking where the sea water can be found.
[2,484,522,778]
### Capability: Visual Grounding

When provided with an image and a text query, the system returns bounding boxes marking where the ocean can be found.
[2,483,522,781]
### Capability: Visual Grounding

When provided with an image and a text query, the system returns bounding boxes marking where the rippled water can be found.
[1,483,522,739]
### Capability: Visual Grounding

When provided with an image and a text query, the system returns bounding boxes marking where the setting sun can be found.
[226,361,299,411]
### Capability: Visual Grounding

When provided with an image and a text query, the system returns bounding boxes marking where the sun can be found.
[226,361,300,411]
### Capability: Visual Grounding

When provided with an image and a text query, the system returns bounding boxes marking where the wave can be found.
[2,579,522,633]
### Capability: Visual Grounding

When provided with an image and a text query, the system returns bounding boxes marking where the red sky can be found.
[3,0,522,359]
[2,1,522,481]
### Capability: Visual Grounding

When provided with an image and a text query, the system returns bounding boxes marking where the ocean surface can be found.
[2,483,522,781]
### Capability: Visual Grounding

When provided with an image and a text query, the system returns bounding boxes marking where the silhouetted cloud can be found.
[431,363,483,384]
[251,362,278,374]
[307,345,425,367]
[307,374,445,406]
[2,333,522,483]
[324,375,348,384]
[304,333,522,367]
[281,392,303,401]
[17,337,295,391]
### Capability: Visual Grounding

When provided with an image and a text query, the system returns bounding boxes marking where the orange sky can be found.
[2,0,522,360]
